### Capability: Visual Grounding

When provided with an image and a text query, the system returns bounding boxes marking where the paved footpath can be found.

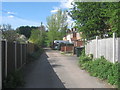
[22,48,114,88]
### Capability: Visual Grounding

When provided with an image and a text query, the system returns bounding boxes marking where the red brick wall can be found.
[61,46,74,52]
[61,46,65,52]
[74,41,83,47]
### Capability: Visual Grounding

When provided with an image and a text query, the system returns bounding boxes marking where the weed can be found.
[79,51,120,87]
[3,70,25,88]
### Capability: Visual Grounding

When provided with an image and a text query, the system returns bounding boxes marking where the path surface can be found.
[22,48,113,88]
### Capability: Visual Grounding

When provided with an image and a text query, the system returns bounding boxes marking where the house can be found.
[61,28,84,54]
[63,28,83,47]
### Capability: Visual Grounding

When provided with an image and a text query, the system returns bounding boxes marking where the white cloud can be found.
[50,0,75,28]
[1,16,40,29]
[8,15,14,18]
[51,9,58,13]
[7,11,15,14]
[60,0,74,9]
[51,0,74,13]
[50,7,60,13]
[67,14,75,28]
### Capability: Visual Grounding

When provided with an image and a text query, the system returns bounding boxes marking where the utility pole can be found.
[40,22,43,36]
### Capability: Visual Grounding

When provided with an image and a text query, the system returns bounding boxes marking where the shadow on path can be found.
[21,52,65,88]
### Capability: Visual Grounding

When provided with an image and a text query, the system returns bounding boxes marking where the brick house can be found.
[61,28,84,53]
[63,28,84,47]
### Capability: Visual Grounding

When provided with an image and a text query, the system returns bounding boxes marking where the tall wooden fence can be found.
[85,33,120,63]
[1,40,35,82]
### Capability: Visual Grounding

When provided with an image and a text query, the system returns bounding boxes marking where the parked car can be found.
[53,40,69,50]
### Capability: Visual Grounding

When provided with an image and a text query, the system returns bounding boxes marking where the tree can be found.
[0,24,20,42]
[46,9,68,45]
[0,24,13,37]
[69,2,120,39]
[0,24,12,31]
[107,3,120,37]
[3,30,19,42]
[16,26,32,39]
[16,26,39,39]
[29,23,47,47]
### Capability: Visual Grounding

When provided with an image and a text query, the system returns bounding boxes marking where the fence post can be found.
[0,31,2,90]
[116,38,118,62]
[14,41,17,70]
[96,36,98,58]
[25,44,27,64]
[5,39,7,78]
[21,44,22,67]
[113,33,116,63]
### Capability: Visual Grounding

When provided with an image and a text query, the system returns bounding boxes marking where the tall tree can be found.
[0,24,13,36]
[69,2,119,39]
[29,23,47,47]
[46,9,68,45]
[0,24,19,42]
[16,26,32,39]
[107,3,120,37]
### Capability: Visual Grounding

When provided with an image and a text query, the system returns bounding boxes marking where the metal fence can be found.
[85,33,120,63]
[1,40,35,82]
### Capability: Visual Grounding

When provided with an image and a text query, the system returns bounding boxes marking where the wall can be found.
[85,36,120,63]
[66,34,72,43]
[74,41,83,47]
[76,33,81,40]
[61,45,74,53]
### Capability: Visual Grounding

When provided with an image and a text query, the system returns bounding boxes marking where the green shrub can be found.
[27,47,44,62]
[79,52,120,87]
[3,70,25,88]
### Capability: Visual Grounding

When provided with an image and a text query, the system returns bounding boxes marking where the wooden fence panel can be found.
[27,43,34,54]
[22,44,26,65]
[16,43,21,69]
[7,42,15,75]
[2,41,6,80]
[1,41,34,85]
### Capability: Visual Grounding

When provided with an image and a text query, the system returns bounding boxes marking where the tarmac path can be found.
[22,48,113,88]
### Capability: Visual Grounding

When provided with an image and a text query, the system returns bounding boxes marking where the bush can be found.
[3,70,25,88]
[79,52,120,87]
[27,47,43,63]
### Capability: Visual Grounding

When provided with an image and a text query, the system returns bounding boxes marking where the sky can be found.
[1,0,74,29]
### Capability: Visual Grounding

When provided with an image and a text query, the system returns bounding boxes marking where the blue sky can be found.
[1,1,74,29]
